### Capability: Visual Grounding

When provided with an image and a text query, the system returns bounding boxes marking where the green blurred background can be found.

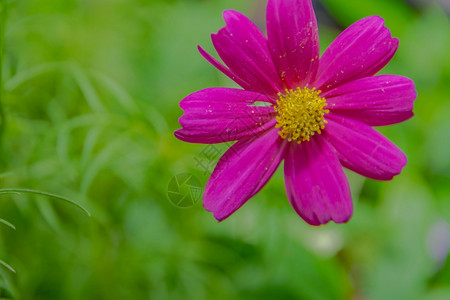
[0,0,449,299]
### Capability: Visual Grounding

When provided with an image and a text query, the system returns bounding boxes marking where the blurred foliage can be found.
[0,0,449,299]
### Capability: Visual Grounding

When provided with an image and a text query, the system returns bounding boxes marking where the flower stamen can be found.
[274,87,329,143]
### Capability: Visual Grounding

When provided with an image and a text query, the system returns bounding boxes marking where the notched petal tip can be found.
[203,10,282,95]
[315,15,401,91]
[377,138,408,180]
[178,95,191,111]
[368,15,384,21]
[324,74,417,126]
[303,210,353,226]
[222,9,242,22]
[295,198,354,226]
[390,37,400,55]
[324,116,409,181]
[173,128,183,140]
[394,151,408,176]
[367,15,398,40]
[202,200,229,222]
[284,137,353,227]
[211,30,221,39]
[173,128,196,143]
[212,211,230,222]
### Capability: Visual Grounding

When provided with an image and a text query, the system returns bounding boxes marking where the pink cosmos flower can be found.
[175,0,416,225]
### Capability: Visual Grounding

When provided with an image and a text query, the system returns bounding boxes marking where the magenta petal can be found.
[324,75,416,126]
[314,16,399,92]
[175,88,276,144]
[211,10,283,96]
[324,115,407,180]
[266,0,320,88]
[204,128,286,221]
[284,136,353,226]
[198,46,252,91]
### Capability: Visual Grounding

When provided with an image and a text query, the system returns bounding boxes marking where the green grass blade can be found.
[0,188,91,216]
[0,260,15,274]
[0,218,15,230]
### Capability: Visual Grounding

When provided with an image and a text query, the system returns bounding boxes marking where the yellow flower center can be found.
[274,87,329,143]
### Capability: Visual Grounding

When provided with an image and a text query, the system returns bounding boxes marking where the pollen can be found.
[274,87,329,143]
